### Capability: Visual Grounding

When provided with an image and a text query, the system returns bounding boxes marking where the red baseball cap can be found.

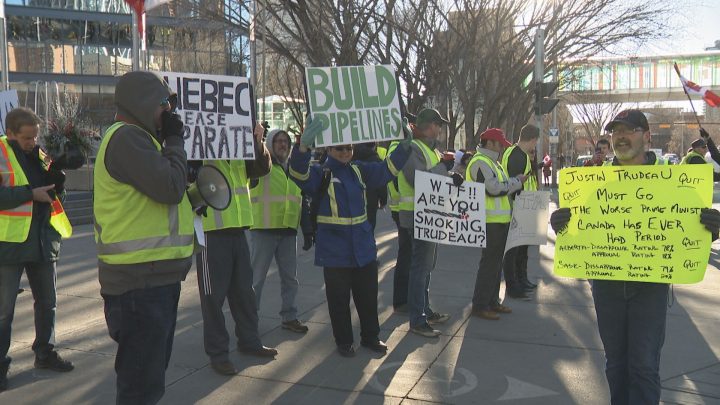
[480,128,511,148]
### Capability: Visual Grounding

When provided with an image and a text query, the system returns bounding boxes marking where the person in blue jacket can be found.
[289,118,412,358]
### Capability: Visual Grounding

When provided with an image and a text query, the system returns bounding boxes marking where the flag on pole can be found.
[123,0,171,35]
[675,63,720,108]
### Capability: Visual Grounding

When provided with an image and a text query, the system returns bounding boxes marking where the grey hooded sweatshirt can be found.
[97,71,192,296]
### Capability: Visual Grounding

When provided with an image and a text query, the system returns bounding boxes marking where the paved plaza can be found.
[1,202,719,404]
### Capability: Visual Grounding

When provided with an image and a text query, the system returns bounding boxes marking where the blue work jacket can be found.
[289,144,409,268]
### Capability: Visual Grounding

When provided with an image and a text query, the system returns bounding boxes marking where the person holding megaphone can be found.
[194,116,276,377]
[288,117,411,358]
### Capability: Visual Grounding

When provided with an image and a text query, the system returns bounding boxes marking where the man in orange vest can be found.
[0,107,75,392]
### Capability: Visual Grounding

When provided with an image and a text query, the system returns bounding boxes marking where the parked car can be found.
[575,155,593,166]
[663,153,680,164]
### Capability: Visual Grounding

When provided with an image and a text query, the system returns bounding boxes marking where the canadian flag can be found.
[124,0,170,36]
[675,63,720,108]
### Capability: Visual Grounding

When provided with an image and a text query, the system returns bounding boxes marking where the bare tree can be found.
[567,95,624,148]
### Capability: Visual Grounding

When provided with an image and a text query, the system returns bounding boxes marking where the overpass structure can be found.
[558,51,720,104]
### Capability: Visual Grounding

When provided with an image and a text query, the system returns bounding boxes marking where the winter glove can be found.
[550,208,571,234]
[45,167,66,195]
[442,159,454,171]
[700,127,710,140]
[300,118,324,148]
[302,233,315,251]
[451,172,464,187]
[700,208,720,238]
[161,111,185,140]
[398,118,414,153]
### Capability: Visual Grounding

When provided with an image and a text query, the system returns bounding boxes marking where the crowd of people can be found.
[1,70,719,405]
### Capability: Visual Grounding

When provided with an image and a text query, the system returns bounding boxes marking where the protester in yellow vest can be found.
[500,124,539,301]
[0,107,75,391]
[398,108,463,338]
[94,71,194,403]
[466,128,525,321]
[249,129,308,334]
[681,138,709,165]
[195,121,276,377]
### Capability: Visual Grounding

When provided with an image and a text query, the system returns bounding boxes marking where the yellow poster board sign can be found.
[554,164,713,284]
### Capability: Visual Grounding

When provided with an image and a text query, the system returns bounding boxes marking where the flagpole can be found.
[673,62,703,128]
[132,9,141,71]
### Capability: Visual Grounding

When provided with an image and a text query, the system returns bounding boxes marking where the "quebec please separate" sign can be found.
[305,65,403,147]
[161,72,255,160]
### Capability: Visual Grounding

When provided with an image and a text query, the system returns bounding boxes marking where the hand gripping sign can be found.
[554,165,713,284]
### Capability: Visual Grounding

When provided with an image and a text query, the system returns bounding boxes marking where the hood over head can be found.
[115,71,172,139]
[265,129,291,162]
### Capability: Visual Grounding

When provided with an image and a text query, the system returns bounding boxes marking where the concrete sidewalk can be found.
[2,208,719,404]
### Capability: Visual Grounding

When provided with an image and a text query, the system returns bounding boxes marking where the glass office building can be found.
[3,0,244,127]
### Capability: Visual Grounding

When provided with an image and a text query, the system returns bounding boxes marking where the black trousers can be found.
[473,222,509,310]
[323,262,380,346]
[503,245,529,290]
[391,211,412,307]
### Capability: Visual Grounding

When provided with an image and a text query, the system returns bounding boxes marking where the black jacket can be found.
[0,141,62,264]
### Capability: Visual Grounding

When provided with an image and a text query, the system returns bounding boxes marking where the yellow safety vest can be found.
[398,140,441,212]
[501,144,538,191]
[250,164,302,229]
[317,164,368,225]
[386,141,400,212]
[93,122,194,264]
[466,152,512,223]
[202,160,253,231]
[681,151,706,165]
[0,136,72,242]
[377,146,388,160]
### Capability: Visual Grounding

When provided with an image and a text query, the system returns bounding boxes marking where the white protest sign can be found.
[160,72,254,160]
[504,191,551,253]
[0,90,19,135]
[305,65,403,147]
[413,171,486,247]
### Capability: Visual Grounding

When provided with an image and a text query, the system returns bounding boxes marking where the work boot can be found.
[34,351,74,372]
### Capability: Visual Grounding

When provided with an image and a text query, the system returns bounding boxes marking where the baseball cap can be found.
[480,128,511,148]
[605,109,650,132]
[691,138,707,148]
[416,108,449,126]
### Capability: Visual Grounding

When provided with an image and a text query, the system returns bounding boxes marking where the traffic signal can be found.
[533,81,559,115]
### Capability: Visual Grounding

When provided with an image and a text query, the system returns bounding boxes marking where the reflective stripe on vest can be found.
[681,151,705,165]
[398,140,440,211]
[466,153,512,223]
[500,144,537,191]
[386,141,400,212]
[202,160,253,231]
[0,136,72,241]
[317,164,368,225]
[93,122,194,264]
[250,165,302,229]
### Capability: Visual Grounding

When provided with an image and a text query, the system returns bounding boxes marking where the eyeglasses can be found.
[160,98,170,108]
[610,127,644,136]
[333,146,353,152]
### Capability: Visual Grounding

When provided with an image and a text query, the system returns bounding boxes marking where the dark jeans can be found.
[323,262,380,346]
[503,245,529,290]
[103,282,181,405]
[0,261,57,368]
[592,280,668,405]
[472,223,509,310]
[391,211,411,307]
[407,235,437,328]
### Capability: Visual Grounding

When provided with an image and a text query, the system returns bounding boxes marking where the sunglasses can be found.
[333,146,353,152]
